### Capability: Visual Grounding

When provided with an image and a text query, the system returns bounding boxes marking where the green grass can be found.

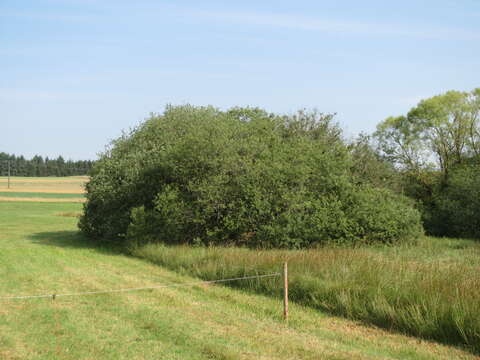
[0,201,476,359]
[131,238,480,355]
[0,192,84,199]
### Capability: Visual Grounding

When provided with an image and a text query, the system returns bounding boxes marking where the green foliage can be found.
[434,162,480,238]
[80,105,422,247]
[375,115,428,171]
[374,88,480,239]
[375,88,480,176]
[349,133,403,191]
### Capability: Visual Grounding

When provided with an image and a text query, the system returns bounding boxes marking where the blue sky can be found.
[1,0,479,160]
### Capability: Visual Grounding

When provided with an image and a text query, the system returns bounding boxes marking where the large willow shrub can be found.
[79,105,422,247]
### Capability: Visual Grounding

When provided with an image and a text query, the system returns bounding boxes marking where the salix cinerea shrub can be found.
[79,105,422,248]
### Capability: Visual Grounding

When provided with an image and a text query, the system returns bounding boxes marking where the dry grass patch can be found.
[0,197,85,203]
[1,187,85,194]
[0,176,87,194]
[0,176,88,183]
[55,212,82,218]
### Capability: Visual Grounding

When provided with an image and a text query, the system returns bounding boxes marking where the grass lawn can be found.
[0,201,477,359]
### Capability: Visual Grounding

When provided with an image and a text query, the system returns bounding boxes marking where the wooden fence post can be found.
[283,262,288,322]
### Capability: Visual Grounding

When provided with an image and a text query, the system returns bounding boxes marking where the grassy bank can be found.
[131,237,480,354]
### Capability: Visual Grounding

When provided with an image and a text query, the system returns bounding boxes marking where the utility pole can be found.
[2,160,11,189]
[8,160,10,189]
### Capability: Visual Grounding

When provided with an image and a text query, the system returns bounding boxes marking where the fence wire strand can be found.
[0,273,281,301]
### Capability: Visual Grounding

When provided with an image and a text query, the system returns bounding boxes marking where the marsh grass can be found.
[132,237,480,354]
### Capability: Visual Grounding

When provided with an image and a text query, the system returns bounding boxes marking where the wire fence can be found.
[0,273,281,301]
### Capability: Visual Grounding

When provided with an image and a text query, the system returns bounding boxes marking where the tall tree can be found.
[374,88,480,238]
[375,88,480,178]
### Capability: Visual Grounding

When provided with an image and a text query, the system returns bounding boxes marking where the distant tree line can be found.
[0,152,94,177]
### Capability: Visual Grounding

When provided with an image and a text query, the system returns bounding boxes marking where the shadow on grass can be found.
[27,230,124,257]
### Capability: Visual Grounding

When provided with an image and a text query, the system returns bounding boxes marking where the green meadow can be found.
[1,201,477,359]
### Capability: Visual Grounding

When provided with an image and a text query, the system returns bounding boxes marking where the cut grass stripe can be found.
[0,197,85,203]
[0,192,84,199]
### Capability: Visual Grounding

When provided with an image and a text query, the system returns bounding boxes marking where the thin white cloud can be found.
[0,10,98,23]
[186,9,480,41]
[0,88,121,102]
[395,95,429,106]
[0,89,65,102]
[4,5,478,41]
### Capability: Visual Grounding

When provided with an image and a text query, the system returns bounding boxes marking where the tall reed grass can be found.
[131,237,480,354]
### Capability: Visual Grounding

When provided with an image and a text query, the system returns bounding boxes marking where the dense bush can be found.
[392,161,480,239]
[433,162,480,239]
[373,88,480,239]
[79,105,422,247]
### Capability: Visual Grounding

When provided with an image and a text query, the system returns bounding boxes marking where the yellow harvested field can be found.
[0,176,87,194]
[0,196,86,203]
[0,176,87,183]
[0,187,84,194]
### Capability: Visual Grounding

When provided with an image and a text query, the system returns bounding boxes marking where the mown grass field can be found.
[0,181,477,359]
